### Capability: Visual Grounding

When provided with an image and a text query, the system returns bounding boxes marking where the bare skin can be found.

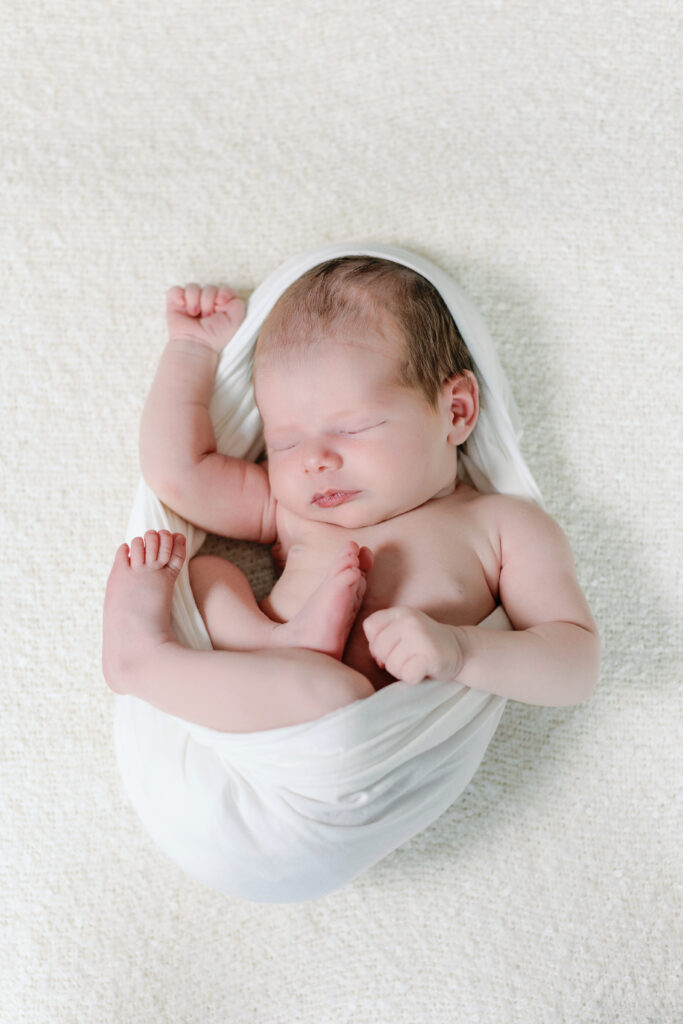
[188,540,373,659]
[103,529,374,731]
[102,530,186,685]
[103,281,600,731]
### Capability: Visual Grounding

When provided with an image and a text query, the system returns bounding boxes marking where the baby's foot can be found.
[166,283,246,354]
[102,530,186,694]
[272,542,373,660]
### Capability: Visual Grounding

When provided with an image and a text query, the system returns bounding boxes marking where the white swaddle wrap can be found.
[114,243,543,903]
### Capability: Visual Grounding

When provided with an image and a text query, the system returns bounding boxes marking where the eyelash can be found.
[269,422,385,451]
[341,421,385,436]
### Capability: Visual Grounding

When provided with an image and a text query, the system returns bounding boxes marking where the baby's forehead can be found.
[254,331,405,388]
[253,333,411,423]
[256,302,407,365]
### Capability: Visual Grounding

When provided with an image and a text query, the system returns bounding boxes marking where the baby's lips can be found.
[311,490,360,508]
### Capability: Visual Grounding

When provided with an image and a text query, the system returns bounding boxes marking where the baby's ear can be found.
[442,370,479,445]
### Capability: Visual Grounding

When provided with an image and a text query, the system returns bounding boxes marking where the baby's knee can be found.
[275,648,373,718]
[315,659,374,711]
[341,669,375,702]
[189,554,251,602]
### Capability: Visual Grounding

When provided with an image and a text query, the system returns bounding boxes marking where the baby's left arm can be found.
[363,499,600,706]
[458,498,600,704]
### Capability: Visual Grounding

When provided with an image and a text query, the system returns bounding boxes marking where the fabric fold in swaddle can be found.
[114,242,542,903]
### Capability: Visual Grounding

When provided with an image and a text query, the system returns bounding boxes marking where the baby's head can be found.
[254,256,475,408]
[253,257,480,527]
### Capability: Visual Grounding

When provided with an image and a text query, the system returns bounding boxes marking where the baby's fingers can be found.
[363,615,404,671]
[166,285,186,309]
[373,635,403,671]
[199,285,218,317]
[183,283,201,316]
[362,606,406,643]
[215,286,238,308]
[397,654,428,686]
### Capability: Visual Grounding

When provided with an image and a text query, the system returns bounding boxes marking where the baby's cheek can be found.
[269,464,299,510]
[266,458,284,487]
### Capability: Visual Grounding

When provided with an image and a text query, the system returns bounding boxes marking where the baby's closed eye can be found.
[266,421,386,450]
[267,440,299,452]
[338,420,386,436]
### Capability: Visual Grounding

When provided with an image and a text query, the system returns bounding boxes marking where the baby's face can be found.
[254,312,459,528]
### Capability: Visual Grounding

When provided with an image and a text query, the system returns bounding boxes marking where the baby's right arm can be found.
[139,284,277,543]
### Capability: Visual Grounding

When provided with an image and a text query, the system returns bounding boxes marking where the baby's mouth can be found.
[311,490,360,508]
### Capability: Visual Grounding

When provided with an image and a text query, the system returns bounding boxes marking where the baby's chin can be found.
[287,496,432,530]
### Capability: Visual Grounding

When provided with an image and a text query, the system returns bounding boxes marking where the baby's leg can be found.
[189,554,282,649]
[103,531,374,732]
[190,542,372,660]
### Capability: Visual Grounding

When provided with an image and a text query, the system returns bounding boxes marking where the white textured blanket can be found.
[114,242,543,902]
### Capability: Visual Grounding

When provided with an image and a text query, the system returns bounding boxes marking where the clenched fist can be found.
[362,606,465,685]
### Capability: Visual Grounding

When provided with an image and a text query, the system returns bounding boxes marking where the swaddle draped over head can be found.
[118,242,543,903]
[252,255,476,408]
[209,242,543,511]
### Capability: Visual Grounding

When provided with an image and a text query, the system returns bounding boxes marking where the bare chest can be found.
[266,497,499,629]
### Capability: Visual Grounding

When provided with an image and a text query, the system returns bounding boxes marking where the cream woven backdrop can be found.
[2,1,681,1022]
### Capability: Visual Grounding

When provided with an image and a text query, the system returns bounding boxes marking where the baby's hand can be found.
[166,284,246,354]
[362,607,464,685]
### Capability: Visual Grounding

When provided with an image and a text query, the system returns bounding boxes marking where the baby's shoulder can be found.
[458,488,553,530]
[469,490,543,518]
[468,491,569,554]
[450,484,534,514]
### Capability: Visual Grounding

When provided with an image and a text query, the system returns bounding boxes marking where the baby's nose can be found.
[302,441,342,472]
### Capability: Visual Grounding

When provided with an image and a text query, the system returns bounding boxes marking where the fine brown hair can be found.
[254,256,475,407]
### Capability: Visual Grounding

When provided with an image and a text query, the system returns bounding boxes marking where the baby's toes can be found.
[168,533,187,574]
[143,530,161,565]
[154,530,175,566]
[112,542,131,572]
[351,573,367,611]
[339,565,362,590]
[129,536,145,569]
[336,541,361,571]
[358,545,373,574]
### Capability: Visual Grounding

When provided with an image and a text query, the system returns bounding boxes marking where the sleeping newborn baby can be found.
[102,257,599,731]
